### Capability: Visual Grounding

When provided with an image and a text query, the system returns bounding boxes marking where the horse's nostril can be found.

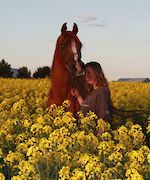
[74,67,77,71]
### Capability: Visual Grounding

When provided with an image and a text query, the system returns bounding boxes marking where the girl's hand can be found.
[71,88,80,98]
[71,88,83,105]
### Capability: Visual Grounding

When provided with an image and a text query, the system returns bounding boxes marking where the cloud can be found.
[87,23,107,27]
[49,8,59,17]
[75,14,108,27]
[77,14,98,23]
[122,24,130,28]
[101,19,107,23]
[49,8,58,13]
[130,15,139,20]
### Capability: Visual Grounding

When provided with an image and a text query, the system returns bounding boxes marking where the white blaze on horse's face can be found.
[71,41,78,61]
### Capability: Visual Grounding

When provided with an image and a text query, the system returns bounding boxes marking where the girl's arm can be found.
[71,88,83,105]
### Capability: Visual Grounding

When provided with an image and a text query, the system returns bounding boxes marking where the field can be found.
[0,77,150,179]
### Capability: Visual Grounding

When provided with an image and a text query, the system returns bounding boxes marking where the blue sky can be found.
[0,0,150,80]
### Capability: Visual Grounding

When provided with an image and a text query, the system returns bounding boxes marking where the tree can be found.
[0,59,13,78]
[17,66,31,79]
[33,66,51,78]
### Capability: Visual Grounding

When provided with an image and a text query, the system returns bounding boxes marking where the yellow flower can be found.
[59,166,70,179]
[30,123,43,135]
[4,151,22,166]
[108,151,123,164]
[23,119,31,128]
[77,111,84,119]
[96,119,111,134]
[139,145,150,157]
[17,160,36,178]
[62,100,71,109]
[0,148,3,158]
[98,140,115,157]
[146,120,150,134]
[0,173,5,180]
[126,168,144,180]
[147,153,150,164]
[36,116,45,125]
[128,124,145,148]
[125,120,134,129]
[42,125,52,134]
[11,175,24,180]
[100,132,112,141]
[0,78,150,179]
[71,168,86,180]
[79,113,97,134]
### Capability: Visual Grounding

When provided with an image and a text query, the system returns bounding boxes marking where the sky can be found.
[0,0,150,81]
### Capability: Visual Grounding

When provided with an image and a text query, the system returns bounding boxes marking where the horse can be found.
[47,23,88,114]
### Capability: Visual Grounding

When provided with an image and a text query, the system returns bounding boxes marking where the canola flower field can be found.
[0,77,150,180]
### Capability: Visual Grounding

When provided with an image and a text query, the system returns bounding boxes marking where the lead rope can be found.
[64,55,84,126]
[71,74,77,117]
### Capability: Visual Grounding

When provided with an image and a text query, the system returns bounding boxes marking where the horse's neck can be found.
[52,57,70,85]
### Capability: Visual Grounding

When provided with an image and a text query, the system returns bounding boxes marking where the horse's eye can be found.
[61,44,65,49]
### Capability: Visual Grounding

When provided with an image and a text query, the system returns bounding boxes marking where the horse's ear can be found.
[72,23,78,35]
[61,23,67,34]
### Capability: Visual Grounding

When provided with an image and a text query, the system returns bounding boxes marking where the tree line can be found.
[0,59,51,79]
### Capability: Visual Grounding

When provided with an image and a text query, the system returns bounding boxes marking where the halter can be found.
[63,40,84,77]
[64,54,84,78]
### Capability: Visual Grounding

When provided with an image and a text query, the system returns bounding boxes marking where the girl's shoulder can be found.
[91,87,110,98]
[93,86,109,94]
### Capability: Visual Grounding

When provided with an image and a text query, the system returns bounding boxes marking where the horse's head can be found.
[56,23,84,75]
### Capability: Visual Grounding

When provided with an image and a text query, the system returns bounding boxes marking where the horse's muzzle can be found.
[74,59,85,76]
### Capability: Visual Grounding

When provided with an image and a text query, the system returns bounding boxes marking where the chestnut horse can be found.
[47,23,88,113]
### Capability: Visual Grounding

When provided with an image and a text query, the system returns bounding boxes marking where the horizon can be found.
[0,0,150,81]
[9,67,150,81]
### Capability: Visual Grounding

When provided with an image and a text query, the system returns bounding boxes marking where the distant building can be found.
[117,78,150,83]
[11,68,19,78]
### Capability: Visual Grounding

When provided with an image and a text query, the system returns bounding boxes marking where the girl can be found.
[71,61,113,124]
